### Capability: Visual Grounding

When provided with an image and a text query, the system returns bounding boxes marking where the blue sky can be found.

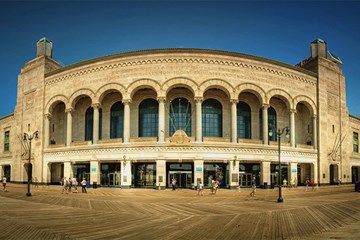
[1,1,359,117]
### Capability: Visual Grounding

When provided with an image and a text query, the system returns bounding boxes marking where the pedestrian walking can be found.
[171,178,176,191]
[250,176,256,197]
[311,178,315,191]
[71,176,78,193]
[197,181,203,196]
[62,176,69,194]
[81,177,87,193]
[2,176,7,192]
[305,177,310,191]
[213,180,219,194]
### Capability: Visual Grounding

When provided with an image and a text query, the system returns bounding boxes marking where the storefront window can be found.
[132,163,156,187]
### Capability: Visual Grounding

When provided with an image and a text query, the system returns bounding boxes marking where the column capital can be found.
[312,114,317,119]
[44,113,52,120]
[290,109,297,113]
[157,97,166,103]
[230,99,239,104]
[194,97,203,103]
[122,99,131,105]
[65,108,73,113]
[262,103,270,109]
[91,103,101,109]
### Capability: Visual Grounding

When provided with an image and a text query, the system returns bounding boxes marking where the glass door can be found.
[239,173,252,187]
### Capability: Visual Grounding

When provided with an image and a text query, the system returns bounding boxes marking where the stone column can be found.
[262,104,269,145]
[289,162,298,185]
[195,97,203,143]
[64,161,73,179]
[92,103,100,144]
[156,159,166,190]
[313,115,317,149]
[231,100,238,144]
[193,159,204,186]
[290,109,296,148]
[123,100,131,143]
[44,113,51,148]
[229,157,239,189]
[158,97,166,143]
[65,108,73,147]
[0,165,3,178]
[90,160,100,186]
[261,161,271,188]
[121,156,132,188]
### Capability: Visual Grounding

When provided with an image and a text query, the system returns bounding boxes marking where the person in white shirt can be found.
[2,176,7,192]
[81,178,87,193]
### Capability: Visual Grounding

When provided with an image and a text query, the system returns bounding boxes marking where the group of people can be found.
[61,176,87,194]
[304,177,317,191]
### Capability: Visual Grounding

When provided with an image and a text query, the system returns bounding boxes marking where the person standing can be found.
[250,176,256,197]
[2,176,7,192]
[81,177,87,193]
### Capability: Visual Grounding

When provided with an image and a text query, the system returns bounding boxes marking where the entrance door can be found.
[169,171,192,188]
[239,173,252,187]
[109,172,121,186]
[270,173,278,187]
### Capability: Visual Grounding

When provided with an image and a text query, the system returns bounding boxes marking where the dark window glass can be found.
[202,99,222,137]
[259,106,277,141]
[354,132,359,153]
[4,131,10,152]
[169,98,191,136]
[139,99,158,137]
[85,107,93,141]
[237,102,251,139]
[110,102,124,139]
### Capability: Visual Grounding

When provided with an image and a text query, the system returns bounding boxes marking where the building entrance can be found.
[100,163,121,187]
[166,163,194,188]
[239,173,252,187]
[169,171,192,188]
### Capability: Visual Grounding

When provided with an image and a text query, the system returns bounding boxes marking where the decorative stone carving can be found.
[169,130,191,144]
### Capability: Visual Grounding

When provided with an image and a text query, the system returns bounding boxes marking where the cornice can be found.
[44,145,317,158]
[44,50,317,87]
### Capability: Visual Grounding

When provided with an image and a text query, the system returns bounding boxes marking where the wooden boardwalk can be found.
[0,184,359,239]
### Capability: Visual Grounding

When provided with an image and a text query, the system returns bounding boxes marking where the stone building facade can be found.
[0,38,359,189]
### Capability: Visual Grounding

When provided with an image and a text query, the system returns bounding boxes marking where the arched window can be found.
[139,99,158,137]
[85,107,102,141]
[169,98,191,136]
[237,102,251,139]
[259,106,277,141]
[85,107,93,141]
[110,102,124,139]
[202,99,222,137]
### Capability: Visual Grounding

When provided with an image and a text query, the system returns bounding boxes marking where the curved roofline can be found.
[45,48,317,78]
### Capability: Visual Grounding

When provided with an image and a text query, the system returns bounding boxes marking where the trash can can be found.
[264,182,268,189]
[355,181,360,192]
[93,182,97,189]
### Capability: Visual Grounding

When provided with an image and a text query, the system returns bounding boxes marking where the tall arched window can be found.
[169,98,191,136]
[139,99,158,137]
[85,107,102,141]
[85,107,93,141]
[202,99,222,137]
[237,102,251,139]
[110,102,124,139]
[259,106,277,141]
